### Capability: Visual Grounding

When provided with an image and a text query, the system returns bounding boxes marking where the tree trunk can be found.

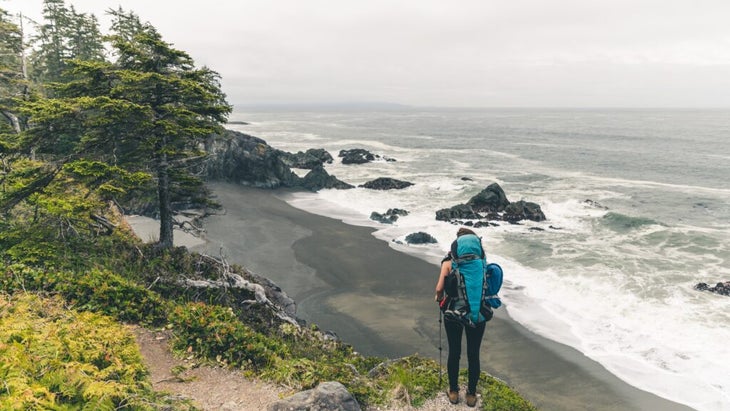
[157,152,174,248]
[1,111,21,134]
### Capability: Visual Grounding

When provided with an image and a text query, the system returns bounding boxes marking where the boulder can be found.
[268,381,361,411]
[360,178,414,190]
[339,148,375,164]
[405,232,438,244]
[467,183,510,213]
[435,204,481,221]
[370,208,409,224]
[300,166,354,191]
[503,200,546,222]
[281,148,334,169]
[695,282,730,296]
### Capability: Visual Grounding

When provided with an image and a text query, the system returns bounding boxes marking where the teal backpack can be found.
[442,234,503,327]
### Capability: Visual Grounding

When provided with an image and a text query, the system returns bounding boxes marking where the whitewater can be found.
[231,108,730,411]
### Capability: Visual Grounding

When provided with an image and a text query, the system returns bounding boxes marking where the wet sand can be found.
[192,183,695,411]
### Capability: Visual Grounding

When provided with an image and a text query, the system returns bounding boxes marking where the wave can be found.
[599,212,663,232]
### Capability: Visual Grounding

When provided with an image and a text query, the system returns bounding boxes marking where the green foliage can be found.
[168,302,285,371]
[0,293,195,410]
[481,374,538,411]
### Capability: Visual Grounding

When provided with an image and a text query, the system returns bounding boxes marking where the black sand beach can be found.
[192,183,694,411]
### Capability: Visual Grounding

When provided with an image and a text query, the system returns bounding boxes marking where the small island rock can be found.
[360,177,414,190]
[405,232,438,244]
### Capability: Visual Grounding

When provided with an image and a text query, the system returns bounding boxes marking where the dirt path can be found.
[132,326,287,411]
[132,326,483,411]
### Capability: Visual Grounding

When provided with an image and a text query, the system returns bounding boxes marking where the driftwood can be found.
[90,213,117,235]
[182,254,299,326]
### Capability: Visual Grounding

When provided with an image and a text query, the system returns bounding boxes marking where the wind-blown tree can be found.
[19,15,231,248]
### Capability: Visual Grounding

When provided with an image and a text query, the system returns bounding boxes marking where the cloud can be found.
[4,0,730,107]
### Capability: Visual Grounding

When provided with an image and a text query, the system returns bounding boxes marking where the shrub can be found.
[0,293,195,410]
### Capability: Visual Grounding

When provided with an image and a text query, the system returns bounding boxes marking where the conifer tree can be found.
[0,7,26,135]
[18,11,231,248]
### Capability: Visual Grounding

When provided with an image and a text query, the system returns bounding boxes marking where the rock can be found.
[204,130,299,188]
[360,178,414,190]
[339,148,376,164]
[370,208,409,224]
[280,148,334,169]
[405,232,437,244]
[268,381,361,411]
[436,182,547,224]
[695,281,730,296]
[503,200,546,222]
[584,199,609,209]
[461,176,474,181]
[435,204,481,221]
[300,166,354,191]
[467,183,510,213]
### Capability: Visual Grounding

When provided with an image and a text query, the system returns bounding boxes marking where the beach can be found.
[187,183,694,411]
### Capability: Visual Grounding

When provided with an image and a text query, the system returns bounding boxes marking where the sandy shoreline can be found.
[131,182,695,411]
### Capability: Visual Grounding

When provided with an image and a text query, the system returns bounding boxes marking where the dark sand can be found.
[192,183,694,411]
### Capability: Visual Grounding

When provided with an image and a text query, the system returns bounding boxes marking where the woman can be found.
[435,227,487,407]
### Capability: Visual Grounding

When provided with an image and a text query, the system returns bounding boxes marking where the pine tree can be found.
[0,7,26,135]
[18,12,231,248]
[30,0,104,86]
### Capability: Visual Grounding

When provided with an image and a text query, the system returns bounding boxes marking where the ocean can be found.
[229,108,730,411]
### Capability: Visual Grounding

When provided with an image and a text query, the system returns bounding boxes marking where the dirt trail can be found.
[132,326,480,411]
[132,326,287,410]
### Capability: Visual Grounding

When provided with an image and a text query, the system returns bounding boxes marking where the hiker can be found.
[435,227,488,407]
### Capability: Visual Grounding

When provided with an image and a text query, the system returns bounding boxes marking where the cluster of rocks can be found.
[339,148,396,164]
[436,183,546,225]
[204,130,352,191]
[695,281,730,296]
[370,208,409,224]
[204,131,413,193]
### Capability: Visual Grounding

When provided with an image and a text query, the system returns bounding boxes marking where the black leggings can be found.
[444,319,486,394]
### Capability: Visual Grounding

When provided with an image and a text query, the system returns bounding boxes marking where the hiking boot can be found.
[466,392,477,407]
[447,390,459,404]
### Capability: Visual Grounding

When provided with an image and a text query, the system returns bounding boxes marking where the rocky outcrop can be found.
[280,148,334,169]
[360,178,413,190]
[370,208,409,224]
[436,182,546,224]
[338,148,396,164]
[268,381,361,411]
[204,130,299,188]
[436,204,482,221]
[467,183,510,213]
[339,148,375,164]
[405,232,438,244]
[300,166,354,191]
[695,282,730,296]
[503,200,546,223]
[204,130,351,192]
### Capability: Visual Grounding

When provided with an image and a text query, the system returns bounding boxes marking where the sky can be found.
[3,0,730,108]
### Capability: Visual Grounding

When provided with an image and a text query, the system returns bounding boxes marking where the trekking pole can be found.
[438,307,443,388]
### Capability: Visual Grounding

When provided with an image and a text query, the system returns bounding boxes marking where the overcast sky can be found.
[4,0,730,108]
